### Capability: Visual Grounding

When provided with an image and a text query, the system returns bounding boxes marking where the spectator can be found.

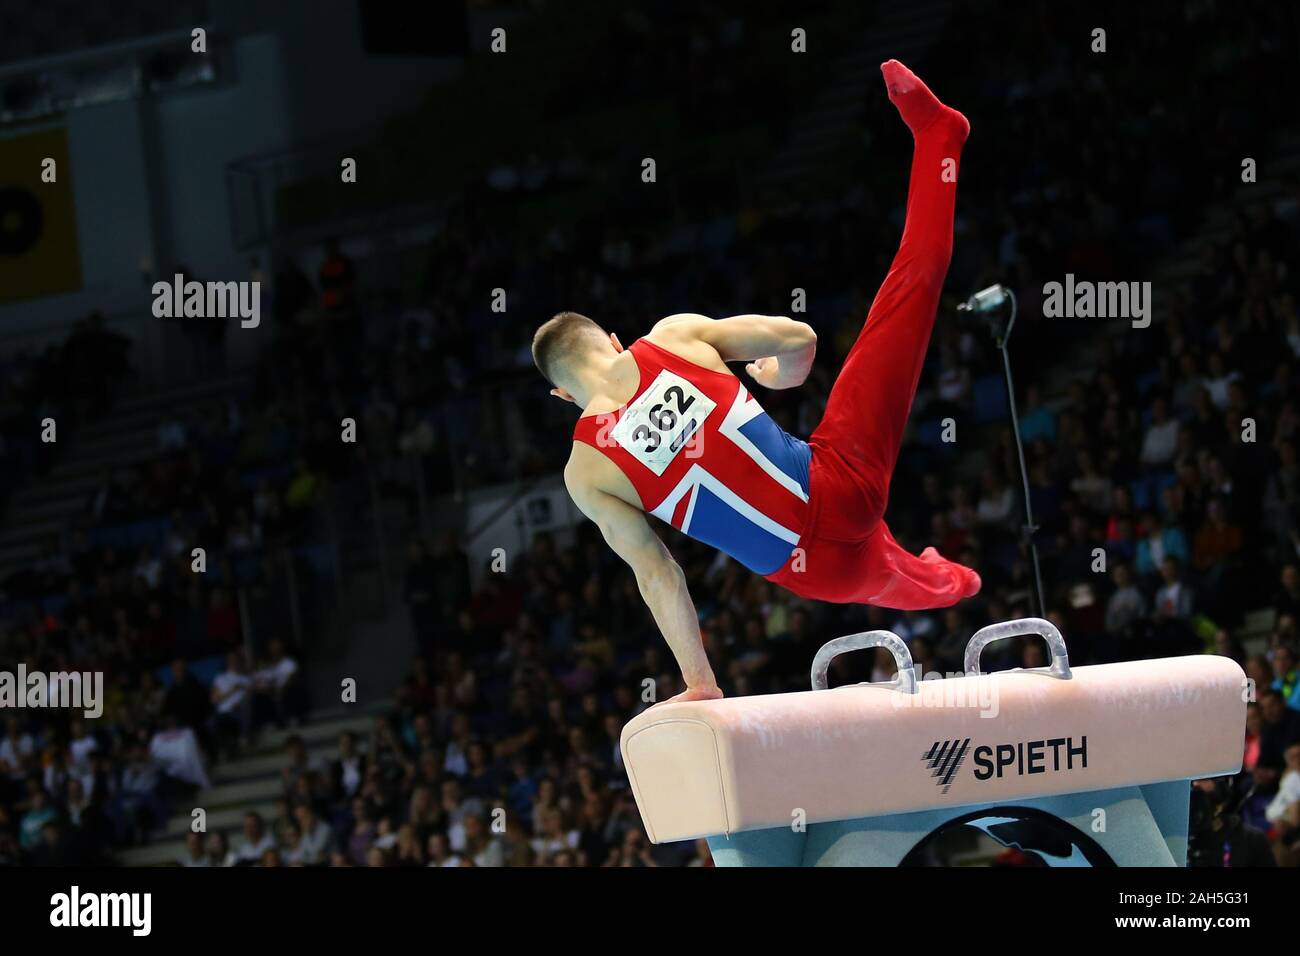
[318,237,356,313]
[106,746,167,846]
[1104,564,1147,637]
[180,830,208,867]
[426,833,460,867]
[1273,644,1300,711]
[1276,565,1300,621]
[975,469,1016,530]
[18,790,58,852]
[1154,557,1195,622]
[463,814,505,867]
[206,831,233,867]
[231,812,275,866]
[1265,742,1300,829]
[293,803,335,865]
[209,652,254,758]
[0,718,34,803]
[331,732,367,801]
[1139,397,1180,467]
[1136,515,1190,578]
[253,639,307,728]
[149,717,211,791]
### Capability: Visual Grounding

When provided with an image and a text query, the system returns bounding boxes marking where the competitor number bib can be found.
[609,370,716,476]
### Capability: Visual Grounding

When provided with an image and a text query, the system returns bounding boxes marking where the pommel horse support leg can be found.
[620,620,1246,866]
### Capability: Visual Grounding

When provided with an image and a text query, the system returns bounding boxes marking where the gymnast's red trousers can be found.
[765,77,980,609]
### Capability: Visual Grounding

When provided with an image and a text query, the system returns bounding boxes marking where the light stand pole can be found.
[958,285,1047,619]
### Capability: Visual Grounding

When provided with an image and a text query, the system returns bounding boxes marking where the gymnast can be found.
[532,61,979,703]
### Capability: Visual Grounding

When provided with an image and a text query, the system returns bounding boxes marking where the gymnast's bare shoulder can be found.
[565,440,646,513]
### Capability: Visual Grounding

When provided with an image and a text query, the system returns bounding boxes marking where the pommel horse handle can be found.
[810,630,918,694]
[963,617,1072,679]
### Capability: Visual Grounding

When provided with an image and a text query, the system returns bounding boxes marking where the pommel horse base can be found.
[621,619,1246,866]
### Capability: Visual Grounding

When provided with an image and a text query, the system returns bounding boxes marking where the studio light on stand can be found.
[957,283,1046,619]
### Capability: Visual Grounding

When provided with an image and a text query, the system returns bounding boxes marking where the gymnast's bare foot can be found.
[659,684,725,706]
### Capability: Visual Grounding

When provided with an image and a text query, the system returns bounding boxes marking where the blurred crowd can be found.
[0,302,344,862]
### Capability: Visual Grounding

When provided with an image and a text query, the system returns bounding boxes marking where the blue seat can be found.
[1135,370,1162,400]
[295,543,336,584]
[241,464,293,489]
[1129,476,1155,511]
[90,517,169,551]
[157,653,227,688]
[232,552,265,585]
[912,416,952,449]
[972,374,1008,424]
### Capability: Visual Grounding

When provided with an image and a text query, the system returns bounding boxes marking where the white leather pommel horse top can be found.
[621,619,1246,856]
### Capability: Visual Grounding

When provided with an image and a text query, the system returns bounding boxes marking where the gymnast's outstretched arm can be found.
[564,451,721,702]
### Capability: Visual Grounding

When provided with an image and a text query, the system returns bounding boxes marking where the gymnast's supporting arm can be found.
[564,458,719,700]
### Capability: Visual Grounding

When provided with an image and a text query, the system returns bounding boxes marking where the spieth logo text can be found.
[924,735,1088,793]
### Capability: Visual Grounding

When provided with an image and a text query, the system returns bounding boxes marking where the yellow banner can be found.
[0,127,83,303]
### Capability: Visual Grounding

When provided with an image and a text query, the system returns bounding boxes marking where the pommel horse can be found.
[620,619,1246,866]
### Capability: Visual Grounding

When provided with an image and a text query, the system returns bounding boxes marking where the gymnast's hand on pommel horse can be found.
[531,61,979,704]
